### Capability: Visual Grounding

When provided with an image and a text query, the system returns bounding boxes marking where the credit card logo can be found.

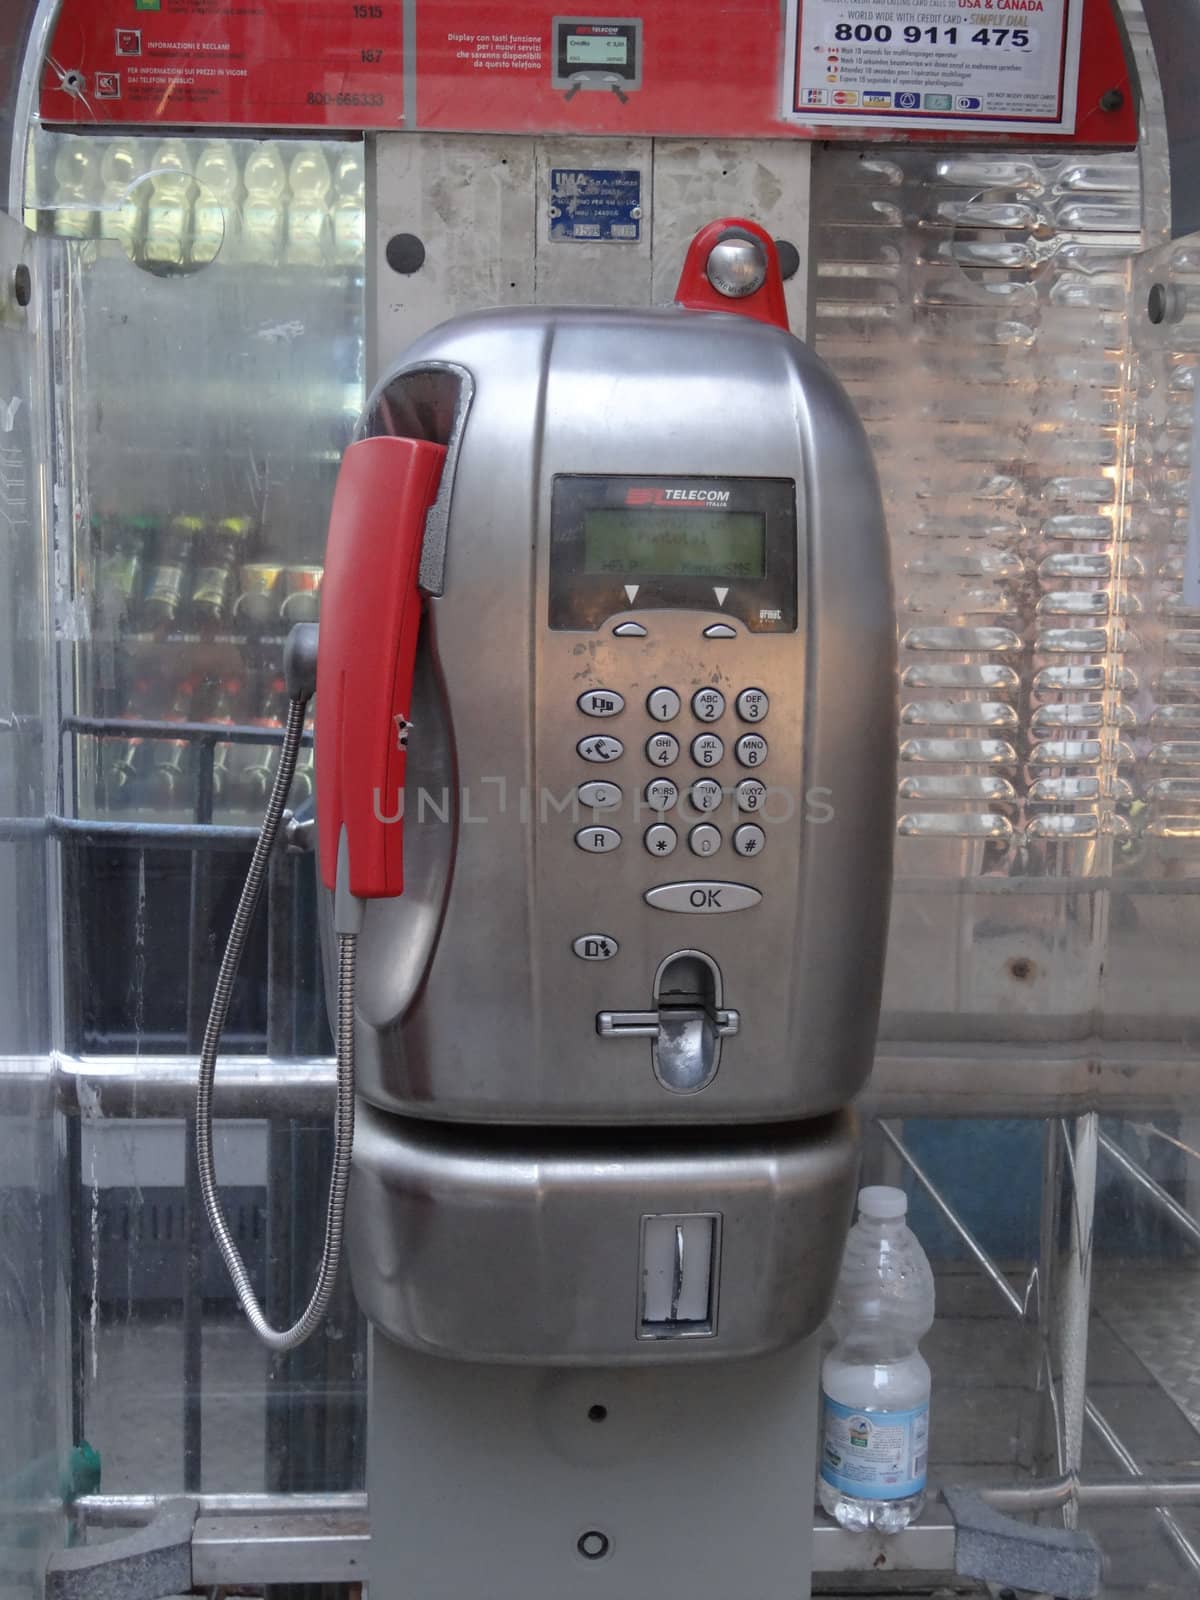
[894,90,921,110]
[956,95,983,110]
[862,90,892,108]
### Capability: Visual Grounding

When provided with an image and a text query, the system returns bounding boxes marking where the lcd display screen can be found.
[582,508,766,579]
[566,33,629,64]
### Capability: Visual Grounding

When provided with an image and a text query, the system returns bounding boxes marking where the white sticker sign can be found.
[784,0,1082,133]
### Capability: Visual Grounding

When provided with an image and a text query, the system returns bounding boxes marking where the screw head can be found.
[385,233,426,275]
[1099,87,1125,113]
[577,1530,610,1561]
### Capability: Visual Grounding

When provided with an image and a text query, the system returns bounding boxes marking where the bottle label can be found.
[819,1393,929,1501]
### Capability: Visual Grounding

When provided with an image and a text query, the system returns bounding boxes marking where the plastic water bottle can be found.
[285,144,332,266]
[242,143,287,265]
[818,1186,935,1533]
[192,141,240,266]
[144,139,194,268]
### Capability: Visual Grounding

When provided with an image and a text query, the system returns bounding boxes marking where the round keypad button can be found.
[689,778,723,813]
[647,687,681,722]
[645,824,678,857]
[735,778,766,813]
[688,823,722,858]
[733,824,766,858]
[644,778,679,811]
[736,688,769,723]
[735,733,767,768]
[691,687,726,722]
[691,733,724,767]
[646,733,680,767]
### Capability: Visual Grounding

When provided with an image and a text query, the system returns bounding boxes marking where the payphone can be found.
[199,218,894,1597]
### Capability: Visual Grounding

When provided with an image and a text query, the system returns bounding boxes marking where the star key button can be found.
[645,823,678,856]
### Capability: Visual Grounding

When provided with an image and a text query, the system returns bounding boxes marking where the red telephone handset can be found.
[316,434,447,899]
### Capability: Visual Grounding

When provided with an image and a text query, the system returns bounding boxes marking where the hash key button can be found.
[733,824,766,857]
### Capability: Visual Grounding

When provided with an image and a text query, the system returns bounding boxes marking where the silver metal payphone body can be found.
[314,226,895,1597]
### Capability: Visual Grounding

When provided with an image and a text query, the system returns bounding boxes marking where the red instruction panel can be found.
[41,0,1135,144]
[41,0,405,129]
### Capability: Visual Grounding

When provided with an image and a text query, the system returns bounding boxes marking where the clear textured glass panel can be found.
[0,212,68,1589]
[27,128,368,1508]
[813,140,1146,1041]
[30,127,364,1055]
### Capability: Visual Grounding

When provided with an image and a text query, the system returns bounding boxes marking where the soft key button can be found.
[644,882,762,913]
[573,934,619,960]
[578,689,624,717]
[579,780,622,810]
[578,735,623,763]
[576,826,621,853]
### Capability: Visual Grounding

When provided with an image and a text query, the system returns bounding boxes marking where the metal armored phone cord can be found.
[195,689,357,1351]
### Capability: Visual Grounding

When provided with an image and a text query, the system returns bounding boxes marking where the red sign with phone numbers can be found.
[39,0,1136,145]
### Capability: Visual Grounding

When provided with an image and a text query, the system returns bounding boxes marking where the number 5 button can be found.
[735,734,767,768]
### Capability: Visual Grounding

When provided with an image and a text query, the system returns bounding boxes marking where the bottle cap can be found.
[858,1185,907,1221]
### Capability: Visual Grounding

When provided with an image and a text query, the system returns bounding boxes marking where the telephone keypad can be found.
[645,824,678,857]
[735,734,767,768]
[576,826,622,854]
[579,735,624,763]
[572,663,775,872]
[736,688,769,723]
[691,733,724,768]
[689,779,723,813]
[578,689,625,717]
[735,778,766,813]
[691,687,725,722]
[644,779,679,811]
[579,780,622,810]
[647,688,681,722]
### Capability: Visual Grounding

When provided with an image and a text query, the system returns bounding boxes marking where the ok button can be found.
[644,882,762,913]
